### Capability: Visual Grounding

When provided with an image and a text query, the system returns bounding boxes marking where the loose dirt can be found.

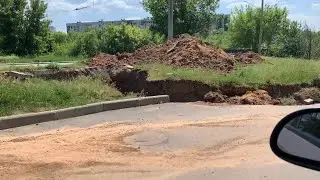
[204,90,280,105]
[89,54,123,69]
[89,34,262,72]
[294,87,320,103]
[234,51,264,65]
[0,105,299,179]
[228,90,281,105]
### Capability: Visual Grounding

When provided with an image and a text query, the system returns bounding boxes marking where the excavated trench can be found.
[4,67,315,103]
[107,69,312,102]
[128,79,309,102]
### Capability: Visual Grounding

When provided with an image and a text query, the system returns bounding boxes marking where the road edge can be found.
[0,95,170,130]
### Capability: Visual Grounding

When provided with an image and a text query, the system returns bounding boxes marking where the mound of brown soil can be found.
[202,89,279,105]
[90,34,261,72]
[89,53,124,68]
[204,91,227,103]
[234,51,263,64]
[159,34,235,71]
[228,90,280,105]
[293,87,320,103]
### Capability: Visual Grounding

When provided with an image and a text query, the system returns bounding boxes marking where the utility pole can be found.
[168,0,174,39]
[258,0,264,54]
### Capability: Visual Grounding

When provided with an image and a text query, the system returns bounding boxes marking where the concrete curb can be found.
[0,95,170,130]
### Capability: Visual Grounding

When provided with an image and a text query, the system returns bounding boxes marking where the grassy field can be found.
[137,57,320,86]
[0,54,86,63]
[0,76,134,116]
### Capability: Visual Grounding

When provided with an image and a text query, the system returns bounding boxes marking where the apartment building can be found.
[66,19,153,33]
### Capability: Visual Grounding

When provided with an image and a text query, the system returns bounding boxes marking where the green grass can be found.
[137,57,320,86]
[0,54,86,63]
[0,76,134,116]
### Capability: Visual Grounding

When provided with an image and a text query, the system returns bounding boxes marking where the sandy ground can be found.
[0,104,314,179]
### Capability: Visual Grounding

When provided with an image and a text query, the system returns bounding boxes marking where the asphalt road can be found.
[0,103,248,136]
[0,103,320,179]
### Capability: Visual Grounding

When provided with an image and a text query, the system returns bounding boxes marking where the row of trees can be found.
[51,25,164,57]
[142,0,318,59]
[227,5,314,58]
[0,0,163,57]
[142,0,220,36]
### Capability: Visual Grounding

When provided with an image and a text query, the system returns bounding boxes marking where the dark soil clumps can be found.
[234,51,264,65]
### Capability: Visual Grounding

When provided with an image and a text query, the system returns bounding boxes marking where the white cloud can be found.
[280,4,296,10]
[45,0,140,14]
[226,1,248,9]
[312,3,320,10]
[124,16,142,20]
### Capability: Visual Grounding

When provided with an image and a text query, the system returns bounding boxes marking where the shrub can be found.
[53,41,76,56]
[51,32,69,44]
[97,24,164,54]
[50,24,164,57]
[51,32,75,56]
[45,62,60,70]
[202,30,232,49]
[71,31,99,57]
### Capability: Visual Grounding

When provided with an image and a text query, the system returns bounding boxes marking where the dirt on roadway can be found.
[0,105,309,179]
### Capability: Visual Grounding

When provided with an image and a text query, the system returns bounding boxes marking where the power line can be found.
[74,0,94,11]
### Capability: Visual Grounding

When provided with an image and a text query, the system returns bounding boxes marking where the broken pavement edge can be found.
[0,95,170,130]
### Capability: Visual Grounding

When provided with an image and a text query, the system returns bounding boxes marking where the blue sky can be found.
[45,0,320,32]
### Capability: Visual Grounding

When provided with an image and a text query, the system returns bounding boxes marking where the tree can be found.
[311,32,320,59]
[51,32,69,44]
[0,0,51,56]
[0,0,26,54]
[96,24,164,55]
[24,0,51,55]
[71,31,99,57]
[142,0,220,36]
[229,5,290,52]
[268,21,303,57]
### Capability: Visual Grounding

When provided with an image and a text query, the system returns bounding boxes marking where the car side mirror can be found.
[270,108,320,171]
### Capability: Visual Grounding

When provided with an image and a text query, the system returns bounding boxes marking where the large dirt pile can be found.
[89,34,262,72]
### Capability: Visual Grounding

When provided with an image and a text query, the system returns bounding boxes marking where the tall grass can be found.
[0,54,86,63]
[137,57,320,86]
[0,77,132,116]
